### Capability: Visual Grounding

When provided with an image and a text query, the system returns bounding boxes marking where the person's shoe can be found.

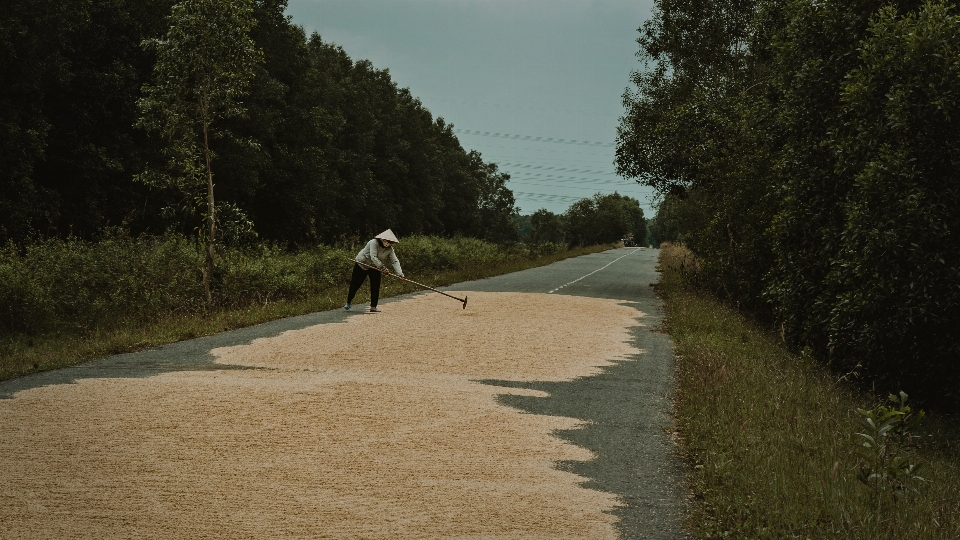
[369,307,381,313]
[343,303,351,310]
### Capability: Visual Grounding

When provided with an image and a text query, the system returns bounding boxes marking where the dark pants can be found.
[347,264,382,307]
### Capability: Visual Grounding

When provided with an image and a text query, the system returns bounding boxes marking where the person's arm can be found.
[387,249,403,277]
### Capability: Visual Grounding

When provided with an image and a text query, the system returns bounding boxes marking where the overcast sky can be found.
[284,0,656,215]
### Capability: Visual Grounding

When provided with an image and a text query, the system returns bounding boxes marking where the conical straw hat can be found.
[375,229,400,243]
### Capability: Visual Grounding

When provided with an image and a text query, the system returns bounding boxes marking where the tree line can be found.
[520,193,648,248]
[1,0,518,247]
[618,0,960,406]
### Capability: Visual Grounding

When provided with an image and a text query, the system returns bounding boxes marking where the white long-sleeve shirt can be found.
[356,238,404,277]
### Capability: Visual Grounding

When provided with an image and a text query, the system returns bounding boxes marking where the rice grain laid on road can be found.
[0,291,644,538]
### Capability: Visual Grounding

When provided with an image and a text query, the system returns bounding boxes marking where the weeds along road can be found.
[0,247,687,539]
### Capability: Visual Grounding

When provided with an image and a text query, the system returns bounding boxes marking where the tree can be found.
[475,161,520,243]
[529,209,565,245]
[565,193,646,246]
[514,213,533,239]
[616,0,780,308]
[818,2,960,394]
[137,0,263,302]
[617,0,960,405]
[596,193,646,244]
[0,0,175,243]
[648,193,686,246]
[1,0,518,248]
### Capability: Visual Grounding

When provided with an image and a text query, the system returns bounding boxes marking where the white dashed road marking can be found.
[548,248,641,293]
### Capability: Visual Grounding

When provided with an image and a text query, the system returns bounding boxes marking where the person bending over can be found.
[344,229,404,313]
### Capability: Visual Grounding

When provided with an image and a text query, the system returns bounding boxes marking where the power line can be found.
[508,177,632,189]
[465,141,616,161]
[454,129,614,148]
[495,156,616,168]
[512,191,585,204]
[508,174,644,188]
[508,180,641,194]
[423,97,619,118]
[506,172,638,187]
[500,162,620,176]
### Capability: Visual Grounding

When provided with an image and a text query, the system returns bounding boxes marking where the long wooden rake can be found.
[346,258,468,309]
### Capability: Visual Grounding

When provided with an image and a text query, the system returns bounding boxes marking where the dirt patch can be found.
[1,292,642,538]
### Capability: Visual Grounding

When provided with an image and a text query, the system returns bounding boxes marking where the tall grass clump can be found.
[1,230,204,332]
[0,231,356,333]
[658,243,960,539]
[1,231,611,380]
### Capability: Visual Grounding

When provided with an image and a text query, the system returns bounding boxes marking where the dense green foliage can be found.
[0,0,518,246]
[1,0,174,241]
[646,193,687,247]
[618,0,960,406]
[528,209,565,245]
[523,193,647,248]
[565,192,647,247]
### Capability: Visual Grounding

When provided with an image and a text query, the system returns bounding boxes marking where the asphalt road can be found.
[459,247,689,539]
[0,247,688,539]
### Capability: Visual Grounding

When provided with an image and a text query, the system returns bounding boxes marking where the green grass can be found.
[1,233,610,381]
[657,243,960,539]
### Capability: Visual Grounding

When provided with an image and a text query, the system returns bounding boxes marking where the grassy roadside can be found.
[1,241,611,382]
[657,243,960,539]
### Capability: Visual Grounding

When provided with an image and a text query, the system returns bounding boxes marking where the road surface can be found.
[0,247,688,539]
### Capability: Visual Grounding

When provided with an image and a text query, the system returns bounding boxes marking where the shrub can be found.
[0,232,542,336]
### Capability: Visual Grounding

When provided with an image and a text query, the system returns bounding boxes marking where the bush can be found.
[0,232,540,336]
[0,247,50,332]
[0,231,204,332]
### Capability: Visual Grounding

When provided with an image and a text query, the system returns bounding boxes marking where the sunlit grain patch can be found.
[1,292,642,538]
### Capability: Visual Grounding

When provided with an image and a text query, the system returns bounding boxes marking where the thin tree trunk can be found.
[201,84,216,305]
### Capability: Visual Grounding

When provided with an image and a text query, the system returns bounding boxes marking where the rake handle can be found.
[347,258,468,308]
